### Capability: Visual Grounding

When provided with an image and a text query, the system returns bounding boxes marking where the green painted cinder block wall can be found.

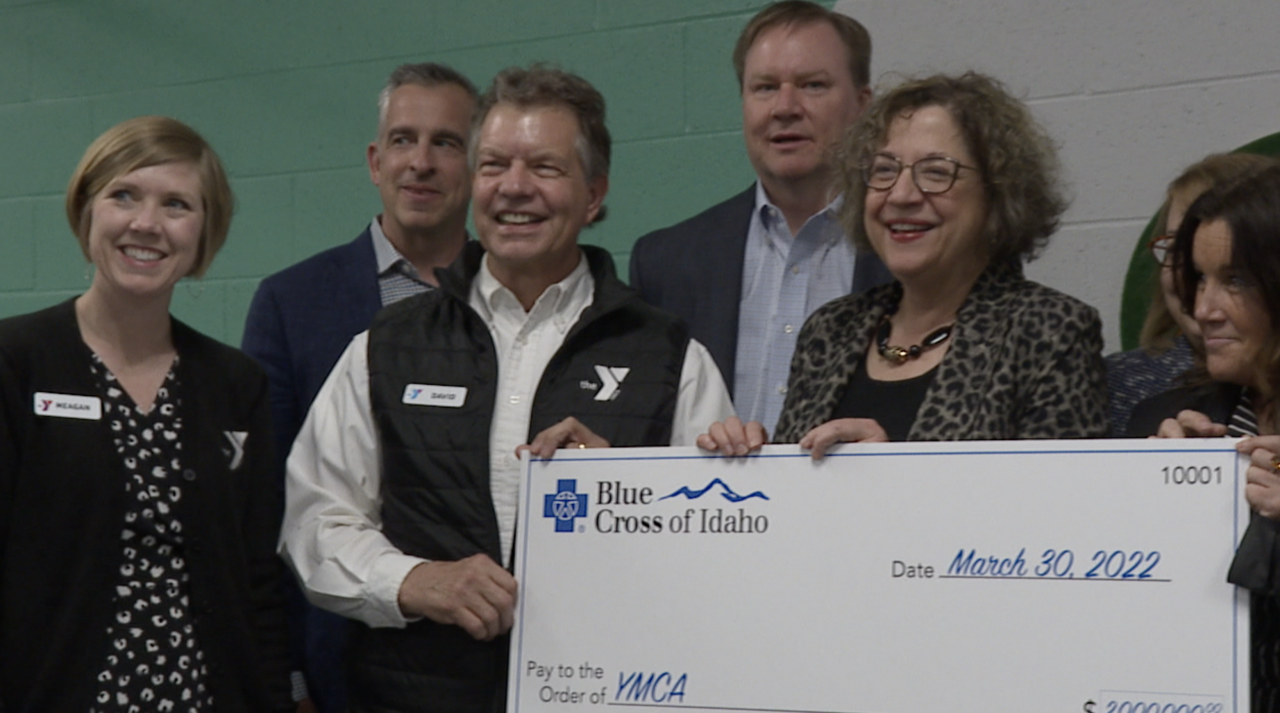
[0,0,793,343]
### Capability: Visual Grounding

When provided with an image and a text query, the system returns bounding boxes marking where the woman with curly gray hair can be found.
[701,71,1109,455]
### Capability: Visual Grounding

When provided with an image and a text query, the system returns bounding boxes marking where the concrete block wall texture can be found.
[0,0,763,343]
[840,0,1280,352]
[4,1,1277,351]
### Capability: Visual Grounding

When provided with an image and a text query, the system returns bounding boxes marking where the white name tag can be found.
[402,384,467,408]
[33,392,102,420]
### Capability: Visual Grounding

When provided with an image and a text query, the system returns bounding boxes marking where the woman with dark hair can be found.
[0,116,292,712]
[1127,161,1280,711]
[1105,153,1275,436]
[702,71,1108,454]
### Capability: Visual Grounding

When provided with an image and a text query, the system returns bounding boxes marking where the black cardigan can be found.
[0,299,291,713]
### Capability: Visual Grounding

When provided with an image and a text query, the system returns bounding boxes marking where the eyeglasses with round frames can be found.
[1148,233,1174,267]
[862,154,978,194]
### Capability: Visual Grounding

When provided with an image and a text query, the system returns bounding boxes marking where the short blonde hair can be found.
[65,116,234,277]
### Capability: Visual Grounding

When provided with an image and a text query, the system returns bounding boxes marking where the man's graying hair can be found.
[470,64,611,224]
[376,62,478,136]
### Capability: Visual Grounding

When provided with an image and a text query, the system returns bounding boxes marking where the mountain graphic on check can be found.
[658,478,769,502]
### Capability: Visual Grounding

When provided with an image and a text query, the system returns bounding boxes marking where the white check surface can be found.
[511,440,1249,713]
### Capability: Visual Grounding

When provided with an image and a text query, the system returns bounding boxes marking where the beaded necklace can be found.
[875,315,954,364]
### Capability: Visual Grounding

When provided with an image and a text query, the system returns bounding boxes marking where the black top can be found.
[831,355,937,442]
[0,299,291,713]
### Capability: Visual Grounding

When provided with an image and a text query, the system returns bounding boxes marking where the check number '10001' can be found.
[1162,466,1222,485]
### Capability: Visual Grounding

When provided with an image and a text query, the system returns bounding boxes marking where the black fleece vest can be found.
[349,245,688,713]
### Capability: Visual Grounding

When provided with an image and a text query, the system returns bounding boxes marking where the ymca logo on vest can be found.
[401,384,468,408]
[579,365,630,401]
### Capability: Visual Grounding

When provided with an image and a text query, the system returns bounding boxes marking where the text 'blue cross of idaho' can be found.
[544,479,589,532]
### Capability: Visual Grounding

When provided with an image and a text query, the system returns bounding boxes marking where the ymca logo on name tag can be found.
[34,392,102,420]
[402,384,467,408]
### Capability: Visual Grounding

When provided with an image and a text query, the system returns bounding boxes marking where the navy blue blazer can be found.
[240,229,381,713]
[242,228,382,471]
[629,186,892,393]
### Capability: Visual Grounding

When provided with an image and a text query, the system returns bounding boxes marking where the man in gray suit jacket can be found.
[630,1,890,433]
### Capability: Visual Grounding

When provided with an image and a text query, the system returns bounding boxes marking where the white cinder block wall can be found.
[837,0,1280,352]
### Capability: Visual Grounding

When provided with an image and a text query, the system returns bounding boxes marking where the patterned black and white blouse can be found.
[89,355,213,713]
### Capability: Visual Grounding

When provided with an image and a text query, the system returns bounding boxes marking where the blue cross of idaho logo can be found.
[544,479,588,532]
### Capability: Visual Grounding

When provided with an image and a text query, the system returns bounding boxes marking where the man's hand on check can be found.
[1238,435,1280,519]
[697,416,767,456]
[397,554,518,641]
[799,418,889,458]
[1155,410,1228,438]
[518,417,610,458]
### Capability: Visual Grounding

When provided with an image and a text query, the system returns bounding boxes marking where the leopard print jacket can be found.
[773,261,1109,442]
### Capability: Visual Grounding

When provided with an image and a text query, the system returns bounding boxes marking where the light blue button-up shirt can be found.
[733,183,856,432]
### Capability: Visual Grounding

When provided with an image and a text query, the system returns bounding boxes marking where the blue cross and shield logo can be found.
[544,479,589,532]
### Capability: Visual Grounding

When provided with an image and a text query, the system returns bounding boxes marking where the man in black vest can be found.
[280,65,735,713]
[243,61,478,713]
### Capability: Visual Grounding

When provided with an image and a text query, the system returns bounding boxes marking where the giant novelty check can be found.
[510,440,1251,713]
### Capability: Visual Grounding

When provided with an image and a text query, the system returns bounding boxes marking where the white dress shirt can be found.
[279,252,734,628]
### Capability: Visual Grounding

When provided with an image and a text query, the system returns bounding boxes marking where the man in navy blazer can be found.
[630,1,890,433]
[241,62,477,713]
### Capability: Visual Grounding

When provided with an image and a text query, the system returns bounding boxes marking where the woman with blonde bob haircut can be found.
[701,71,1108,455]
[0,116,292,712]
[67,115,234,278]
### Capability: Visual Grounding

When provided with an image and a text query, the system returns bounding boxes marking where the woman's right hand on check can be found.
[697,416,768,456]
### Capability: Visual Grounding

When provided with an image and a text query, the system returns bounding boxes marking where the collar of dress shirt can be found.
[751,182,845,248]
[369,216,424,279]
[470,249,594,335]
